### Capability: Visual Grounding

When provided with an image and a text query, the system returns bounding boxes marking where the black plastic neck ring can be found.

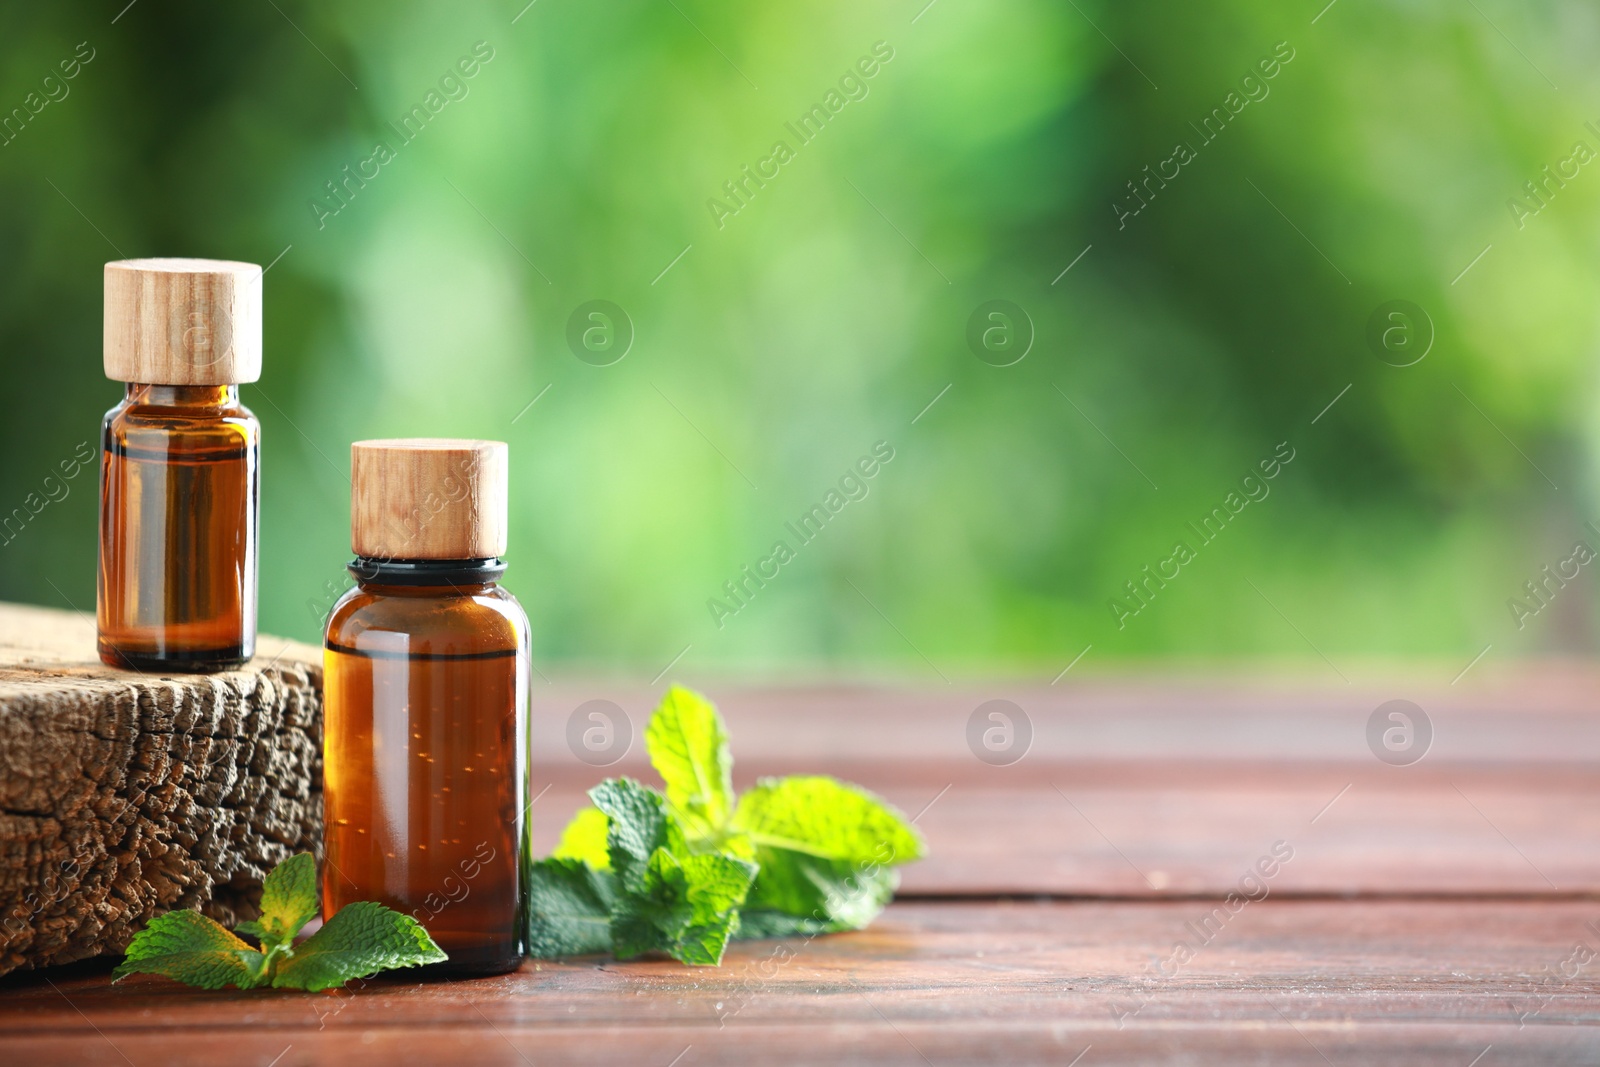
[348,557,506,586]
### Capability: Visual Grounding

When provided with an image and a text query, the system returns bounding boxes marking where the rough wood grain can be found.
[0,602,322,977]
[7,900,1600,1065]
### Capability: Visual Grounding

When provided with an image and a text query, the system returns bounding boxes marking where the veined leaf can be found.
[113,910,268,990]
[732,776,925,866]
[526,858,617,958]
[645,686,734,837]
[590,778,686,893]
[610,847,755,966]
[737,853,899,937]
[236,852,318,955]
[272,901,446,992]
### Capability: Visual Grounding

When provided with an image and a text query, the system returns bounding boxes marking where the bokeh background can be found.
[1,0,1597,679]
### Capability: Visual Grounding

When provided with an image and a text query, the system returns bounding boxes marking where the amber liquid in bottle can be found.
[323,561,529,975]
[97,384,259,671]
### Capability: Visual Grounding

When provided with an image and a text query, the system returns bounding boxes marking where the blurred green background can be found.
[1,0,1596,679]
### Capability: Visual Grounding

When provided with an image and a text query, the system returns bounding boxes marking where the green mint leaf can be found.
[681,850,759,918]
[733,908,834,939]
[525,858,618,958]
[674,852,759,964]
[610,847,755,966]
[732,776,925,866]
[589,778,686,893]
[236,852,319,953]
[645,686,734,837]
[738,853,899,937]
[731,777,922,937]
[113,909,268,990]
[608,849,684,962]
[552,806,612,871]
[712,827,757,864]
[546,779,753,965]
[529,695,933,964]
[271,901,447,991]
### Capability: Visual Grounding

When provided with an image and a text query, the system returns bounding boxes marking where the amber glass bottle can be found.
[97,258,262,671]
[323,439,530,976]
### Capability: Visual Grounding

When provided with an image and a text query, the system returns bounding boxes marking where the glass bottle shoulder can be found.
[325,582,529,658]
[103,385,259,459]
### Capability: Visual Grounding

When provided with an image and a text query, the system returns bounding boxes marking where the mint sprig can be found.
[529,686,925,965]
[529,777,756,965]
[114,854,446,991]
[733,776,922,937]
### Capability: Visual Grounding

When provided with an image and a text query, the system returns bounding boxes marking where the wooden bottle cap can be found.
[350,439,509,560]
[103,258,263,384]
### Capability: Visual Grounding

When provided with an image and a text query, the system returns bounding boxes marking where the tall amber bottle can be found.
[323,439,530,975]
[98,258,262,671]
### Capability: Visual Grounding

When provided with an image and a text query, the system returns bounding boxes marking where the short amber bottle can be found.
[323,439,530,976]
[97,258,262,671]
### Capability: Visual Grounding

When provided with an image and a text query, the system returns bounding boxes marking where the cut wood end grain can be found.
[0,601,323,977]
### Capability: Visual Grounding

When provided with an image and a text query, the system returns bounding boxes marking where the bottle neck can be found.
[349,556,507,592]
[124,383,240,408]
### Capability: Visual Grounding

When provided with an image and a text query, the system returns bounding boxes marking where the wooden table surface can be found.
[5,669,1600,1065]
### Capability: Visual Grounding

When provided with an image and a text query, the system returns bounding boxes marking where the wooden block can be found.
[0,602,321,977]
